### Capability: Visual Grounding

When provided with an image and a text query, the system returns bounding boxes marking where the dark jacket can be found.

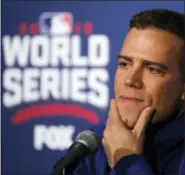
[72,111,185,175]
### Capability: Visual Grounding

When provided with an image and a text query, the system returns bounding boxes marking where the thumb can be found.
[133,107,156,137]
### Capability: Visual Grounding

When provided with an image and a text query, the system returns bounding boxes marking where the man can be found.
[54,8,185,175]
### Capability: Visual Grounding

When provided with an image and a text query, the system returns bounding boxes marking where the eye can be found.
[146,66,163,74]
[118,61,129,68]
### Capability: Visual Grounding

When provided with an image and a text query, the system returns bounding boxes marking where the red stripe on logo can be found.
[11,104,100,124]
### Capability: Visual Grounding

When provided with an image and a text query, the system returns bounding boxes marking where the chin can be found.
[117,106,143,129]
[120,116,138,130]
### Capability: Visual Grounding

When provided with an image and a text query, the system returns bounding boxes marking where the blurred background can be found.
[1,1,184,174]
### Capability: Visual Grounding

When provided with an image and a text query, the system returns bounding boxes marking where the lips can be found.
[120,95,144,102]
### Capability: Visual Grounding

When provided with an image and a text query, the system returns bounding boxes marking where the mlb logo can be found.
[39,12,73,35]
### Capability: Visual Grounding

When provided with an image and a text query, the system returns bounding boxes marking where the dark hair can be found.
[130,9,184,40]
[130,9,184,81]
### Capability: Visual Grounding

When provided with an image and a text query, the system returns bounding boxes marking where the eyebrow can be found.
[118,55,168,71]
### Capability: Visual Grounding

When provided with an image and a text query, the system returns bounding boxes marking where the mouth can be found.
[120,95,144,103]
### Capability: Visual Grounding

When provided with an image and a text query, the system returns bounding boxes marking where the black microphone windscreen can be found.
[75,130,99,153]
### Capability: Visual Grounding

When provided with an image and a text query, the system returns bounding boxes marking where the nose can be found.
[124,68,143,89]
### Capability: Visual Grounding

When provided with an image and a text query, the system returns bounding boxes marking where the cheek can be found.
[148,79,182,110]
[151,78,183,123]
[114,71,119,91]
[114,70,124,97]
[147,80,168,103]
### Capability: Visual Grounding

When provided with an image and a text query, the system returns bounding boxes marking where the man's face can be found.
[114,28,184,129]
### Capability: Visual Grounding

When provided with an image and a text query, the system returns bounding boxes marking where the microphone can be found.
[52,130,100,175]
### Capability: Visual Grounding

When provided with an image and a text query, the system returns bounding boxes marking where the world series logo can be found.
[2,12,110,151]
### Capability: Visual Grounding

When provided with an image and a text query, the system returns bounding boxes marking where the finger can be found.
[106,103,113,126]
[109,99,121,123]
[109,99,129,131]
[106,99,115,124]
[133,107,156,137]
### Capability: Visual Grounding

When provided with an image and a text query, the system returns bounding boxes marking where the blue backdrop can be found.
[1,1,184,174]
